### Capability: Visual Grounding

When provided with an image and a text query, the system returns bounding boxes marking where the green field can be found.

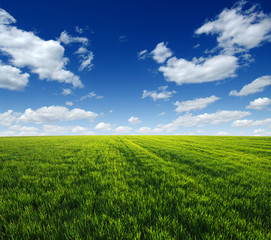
[0,136,270,239]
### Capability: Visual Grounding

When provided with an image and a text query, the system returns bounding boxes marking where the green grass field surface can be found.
[0,136,270,239]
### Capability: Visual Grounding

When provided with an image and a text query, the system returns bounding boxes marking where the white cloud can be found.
[216,131,229,136]
[142,86,176,101]
[79,52,94,71]
[80,91,104,101]
[62,88,72,95]
[0,130,16,136]
[43,124,89,134]
[156,110,251,132]
[58,31,88,45]
[136,127,153,134]
[43,124,69,134]
[75,26,84,34]
[71,126,88,133]
[151,42,173,63]
[195,1,271,54]
[17,106,98,124]
[137,49,148,60]
[254,128,271,136]
[229,75,271,96]
[94,122,112,131]
[65,101,73,106]
[7,124,39,136]
[174,95,220,113]
[75,47,88,54]
[0,9,83,88]
[113,126,132,134]
[158,112,166,116]
[0,62,29,91]
[232,118,271,128]
[0,110,18,126]
[128,116,141,125]
[246,97,271,110]
[159,55,238,85]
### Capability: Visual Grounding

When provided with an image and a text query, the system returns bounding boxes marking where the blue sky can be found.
[0,0,271,136]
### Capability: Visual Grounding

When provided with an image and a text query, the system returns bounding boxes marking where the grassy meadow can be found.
[0,136,270,239]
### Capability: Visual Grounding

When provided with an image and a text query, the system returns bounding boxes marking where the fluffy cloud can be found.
[128,116,141,125]
[0,9,83,88]
[16,106,98,124]
[216,131,229,136]
[253,128,271,136]
[174,95,220,113]
[229,75,271,96]
[142,86,176,101]
[80,91,104,101]
[113,126,132,134]
[232,118,271,128]
[195,1,271,54]
[156,110,251,132]
[0,110,19,126]
[43,124,89,134]
[151,42,173,63]
[246,97,271,110]
[8,124,39,136]
[58,31,88,45]
[0,62,29,90]
[94,122,112,131]
[159,55,238,85]
[136,127,153,134]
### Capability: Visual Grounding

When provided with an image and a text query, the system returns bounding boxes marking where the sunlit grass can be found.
[0,136,270,239]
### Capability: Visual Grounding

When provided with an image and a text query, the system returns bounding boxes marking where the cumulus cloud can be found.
[151,42,173,63]
[174,95,220,113]
[80,91,104,101]
[229,75,271,96]
[137,49,148,60]
[156,110,251,132]
[58,31,88,45]
[0,8,83,88]
[43,124,89,135]
[113,126,132,134]
[0,62,29,90]
[12,106,98,124]
[232,118,271,128]
[159,55,238,85]
[0,110,19,126]
[142,86,176,101]
[195,1,271,54]
[253,128,271,136]
[94,122,112,131]
[246,97,271,110]
[8,124,39,136]
[128,116,141,125]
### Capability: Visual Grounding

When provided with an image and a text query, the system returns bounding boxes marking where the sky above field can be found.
[0,0,271,136]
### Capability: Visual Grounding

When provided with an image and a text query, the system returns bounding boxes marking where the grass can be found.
[0,136,270,239]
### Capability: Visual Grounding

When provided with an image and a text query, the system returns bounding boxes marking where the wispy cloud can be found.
[142,86,176,101]
[229,75,271,96]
